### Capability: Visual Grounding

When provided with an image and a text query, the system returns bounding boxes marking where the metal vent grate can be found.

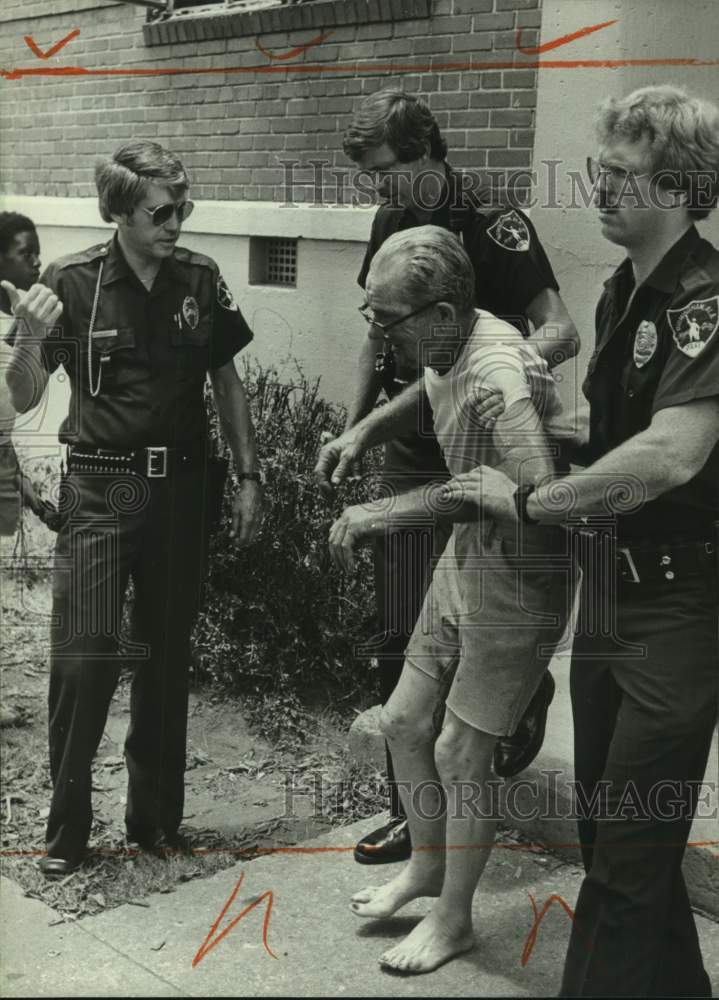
[266,238,297,286]
[249,237,298,287]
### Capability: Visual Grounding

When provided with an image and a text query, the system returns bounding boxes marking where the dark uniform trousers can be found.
[560,536,718,997]
[47,466,210,860]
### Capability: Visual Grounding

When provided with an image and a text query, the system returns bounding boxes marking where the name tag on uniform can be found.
[90,329,118,338]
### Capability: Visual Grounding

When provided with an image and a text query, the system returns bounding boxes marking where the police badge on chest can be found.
[633,320,658,368]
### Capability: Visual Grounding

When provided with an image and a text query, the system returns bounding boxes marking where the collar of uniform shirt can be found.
[603,224,701,295]
[101,232,183,288]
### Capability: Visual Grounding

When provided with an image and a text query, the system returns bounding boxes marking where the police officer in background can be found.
[4,141,263,877]
[317,90,579,865]
[443,85,719,996]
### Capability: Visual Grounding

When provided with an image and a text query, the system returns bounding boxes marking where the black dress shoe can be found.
[354,817,411,865]
[126,829,191,857]
[493,672,556,778]
[38,855,83,878]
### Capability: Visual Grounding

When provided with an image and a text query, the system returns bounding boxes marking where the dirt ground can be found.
[0,570,371,920]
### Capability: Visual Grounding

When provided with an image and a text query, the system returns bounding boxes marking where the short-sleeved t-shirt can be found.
[583,225,719,537]
[425,310,565,479]
[15,235,253,449]
[358,165,560,485]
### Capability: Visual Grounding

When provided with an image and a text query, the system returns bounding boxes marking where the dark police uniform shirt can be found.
[357,164,560,484]
[33,235,252,449]
[583,224,719,539]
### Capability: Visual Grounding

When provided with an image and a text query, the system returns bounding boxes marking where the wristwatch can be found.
[236,472,262,484]
[513,483,538,524]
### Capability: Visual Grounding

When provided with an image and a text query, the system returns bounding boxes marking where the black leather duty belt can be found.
[576,531,717,585]
[67,444,208,479]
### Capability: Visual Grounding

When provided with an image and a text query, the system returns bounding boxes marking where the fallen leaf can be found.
[150,940,166,951]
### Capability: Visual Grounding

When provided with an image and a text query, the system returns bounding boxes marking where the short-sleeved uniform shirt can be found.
[358,164,560,485]
[583,225,719,539]
[28,235,253,449]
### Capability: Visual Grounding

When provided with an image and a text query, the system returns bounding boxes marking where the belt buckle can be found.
[617,546,641,584]
[146,446,168,478]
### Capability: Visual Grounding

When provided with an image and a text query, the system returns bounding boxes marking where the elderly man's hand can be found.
[229,479,263,546]
[315,427,367,497]
[0,282,62,340]
[442,465,518,524]
[328,505,383,572]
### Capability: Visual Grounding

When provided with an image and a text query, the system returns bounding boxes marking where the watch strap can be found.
[513,483,537,524]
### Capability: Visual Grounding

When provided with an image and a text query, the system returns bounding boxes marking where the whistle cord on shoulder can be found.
[87,259,105,398]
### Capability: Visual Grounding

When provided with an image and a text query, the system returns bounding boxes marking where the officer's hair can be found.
[95,141,189,223]
[343,90,448,164]
[0,212,36,255]
[596,86,719,220]
[372,225,475,315]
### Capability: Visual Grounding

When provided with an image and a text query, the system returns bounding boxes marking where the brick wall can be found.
[0,0,542,204]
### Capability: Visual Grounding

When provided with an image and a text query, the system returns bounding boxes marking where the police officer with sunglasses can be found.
[4,140,262,877]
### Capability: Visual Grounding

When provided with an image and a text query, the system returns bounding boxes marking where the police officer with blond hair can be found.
[443,85,719,996]
[4,140,262,876]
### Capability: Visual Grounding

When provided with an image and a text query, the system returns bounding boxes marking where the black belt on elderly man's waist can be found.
[575,530,717,584]
[67,444,209,479]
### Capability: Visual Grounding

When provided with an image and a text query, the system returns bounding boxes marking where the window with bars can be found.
[249,237,298,288]
[145,0,319,18]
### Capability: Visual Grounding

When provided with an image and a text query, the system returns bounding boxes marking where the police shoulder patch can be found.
[216,274,239,312]
[487,209,531,253]
[666,295,719,359]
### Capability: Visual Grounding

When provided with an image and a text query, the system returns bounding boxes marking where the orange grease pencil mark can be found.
[4,19,719,80]
[521,893,575,966]
[3,56,719,81]
[255,30,333,62]
[192,871,277,968]
[24,29,80,60]
[516,19,617,56]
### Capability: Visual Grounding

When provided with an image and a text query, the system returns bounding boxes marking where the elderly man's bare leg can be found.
[350,661,448,918]
[379,711,498,974]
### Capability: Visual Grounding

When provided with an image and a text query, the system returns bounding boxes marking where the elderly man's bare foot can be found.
[350,864,444,919]
[379,910,475,974]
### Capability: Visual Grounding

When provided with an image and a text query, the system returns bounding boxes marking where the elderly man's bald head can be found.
[369,225,475,315]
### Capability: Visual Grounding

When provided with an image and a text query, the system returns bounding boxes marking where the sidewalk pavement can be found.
[349,651,719,918]
[2,817,719,998]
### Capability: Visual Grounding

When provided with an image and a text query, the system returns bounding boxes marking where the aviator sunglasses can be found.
[140,200,195,226]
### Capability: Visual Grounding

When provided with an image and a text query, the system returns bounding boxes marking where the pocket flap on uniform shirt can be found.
[90,327,135,353]
[171,317,210,349]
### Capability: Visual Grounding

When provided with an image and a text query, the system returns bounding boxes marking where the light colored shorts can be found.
[404,521,574,736]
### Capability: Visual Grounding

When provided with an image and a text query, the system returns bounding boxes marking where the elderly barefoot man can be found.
[326,225,574,973]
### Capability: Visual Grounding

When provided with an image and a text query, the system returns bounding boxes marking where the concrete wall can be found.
[531,0,719,409]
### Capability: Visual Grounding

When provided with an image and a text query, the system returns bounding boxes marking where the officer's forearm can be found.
[527,415,709,523]
[209,364,258,473]
[526,317,579,369]
[345,337,382,430]
[352,375,426,449]
[5,343,49,413]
